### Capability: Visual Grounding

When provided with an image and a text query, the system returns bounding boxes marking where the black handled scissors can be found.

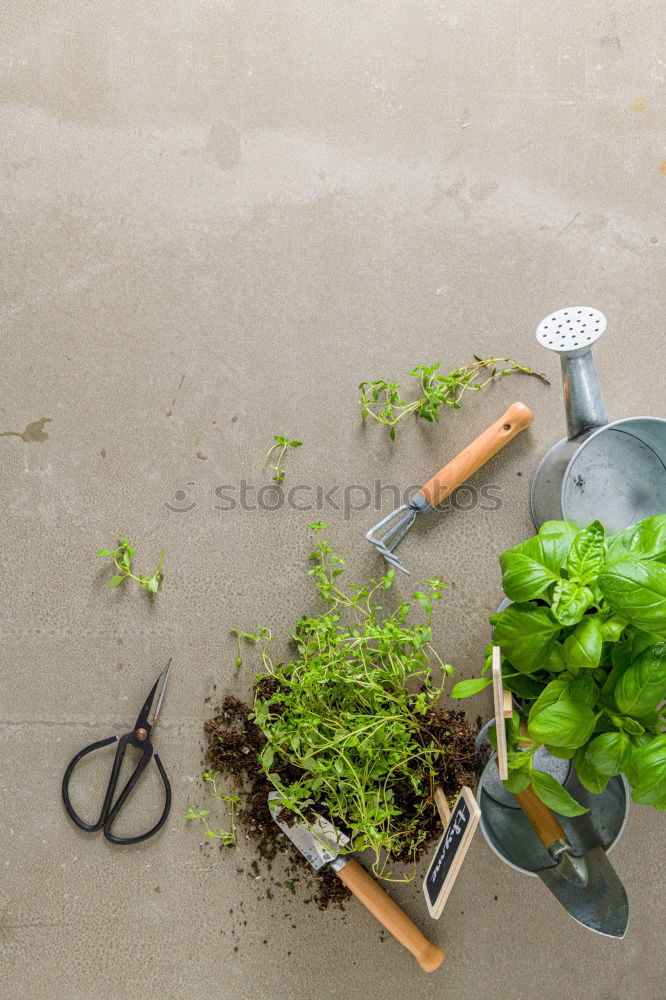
[62,662,172,845]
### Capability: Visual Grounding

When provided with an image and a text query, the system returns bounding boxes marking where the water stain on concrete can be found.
[469,181,498,202]
[0,417,52,442]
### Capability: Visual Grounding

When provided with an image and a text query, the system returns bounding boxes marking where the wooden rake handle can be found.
[335,859,444,972]
[418,402,533,509]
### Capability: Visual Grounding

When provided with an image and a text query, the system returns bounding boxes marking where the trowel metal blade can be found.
[537,845,629,938]
[268,792,349,870]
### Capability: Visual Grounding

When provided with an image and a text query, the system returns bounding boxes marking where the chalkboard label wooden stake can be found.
[423,786,481,919]
[492,646,509,780]
[434,786,451,826]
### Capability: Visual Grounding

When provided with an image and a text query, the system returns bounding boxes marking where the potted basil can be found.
[453,516,666,817]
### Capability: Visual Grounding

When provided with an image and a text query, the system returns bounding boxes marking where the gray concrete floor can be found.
[1,2,665,998]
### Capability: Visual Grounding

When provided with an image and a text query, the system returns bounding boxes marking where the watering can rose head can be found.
[452,516,666,816]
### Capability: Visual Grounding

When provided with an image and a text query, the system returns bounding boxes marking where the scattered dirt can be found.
[202,692,480,909]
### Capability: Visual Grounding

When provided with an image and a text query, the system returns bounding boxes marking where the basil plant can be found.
[453,516,666,816]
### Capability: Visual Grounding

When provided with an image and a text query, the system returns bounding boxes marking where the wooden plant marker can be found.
[434,786,451,826]
[423,786,481,919]
[492,645,509,780]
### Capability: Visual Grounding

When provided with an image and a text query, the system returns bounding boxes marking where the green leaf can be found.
[96,549,113,556]
[490,603,561,674]
[566,520,606,584]
[528,700,598,748]
[573,748,610,795]
[629,735,666,805]
[562,616,603,670]
[614,642,666,717]
[503,768,531,794]
[598,559,666,637]
[499,521,579,601]
[145,576,159,594]
[600,614,627,643]
[606,515,666,565]
[450,676,493,697]
[499,552,559,603]
[551,580,594,626]
[527,679,567,726]
[530,769,589,815]
[107,575,124,588]
[585,731,630,776]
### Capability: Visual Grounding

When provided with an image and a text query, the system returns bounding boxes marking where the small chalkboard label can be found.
[423,786,481,919]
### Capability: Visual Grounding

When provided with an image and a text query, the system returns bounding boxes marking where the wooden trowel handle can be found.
[335,859,444,972]
[514,784,567,851]
[418,402,533,508]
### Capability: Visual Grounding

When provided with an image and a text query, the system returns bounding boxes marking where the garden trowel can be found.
[514,784,629,938]
[268,793,444,971]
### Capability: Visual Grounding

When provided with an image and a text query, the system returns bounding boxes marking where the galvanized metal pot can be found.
[530,307,666,531]
[476,748,629,877]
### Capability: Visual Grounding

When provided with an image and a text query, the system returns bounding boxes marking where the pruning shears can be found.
[61,662,172,844]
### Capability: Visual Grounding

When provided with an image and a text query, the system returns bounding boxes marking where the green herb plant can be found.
[263,435,302,481]
[96,537,164,595]
[359,357,549,439]
[453,516,666,815]
[185,769,239,846]
[241,522,455,882]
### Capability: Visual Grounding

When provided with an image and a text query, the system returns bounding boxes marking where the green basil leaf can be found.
[585,731,629,775]
[629,734,666,805]
[614,642,666,717]
[503,520,580,574]
[490,603,561,674]
[528,700,598,747]
[530,769,589,816]
[566,520,606,584]
[450,676,493,698]
[551,581,594,626]
[573,747,610,794]
[598,559,666,637]
[545,642,566,673]
[527,679,567,727]
[507,752,532,770]
[563,616,603,670]
[543,744,577,760]
[499,551,560,602]
[600,614,627,643]
[619,717,645,736]
[503,768,531,794]
[631,630,662,660]
[606,515,666,565]
[562,673,599,708]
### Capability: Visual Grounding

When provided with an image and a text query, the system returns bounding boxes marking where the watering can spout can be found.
[560,350,609,440]
[536,307,609,440]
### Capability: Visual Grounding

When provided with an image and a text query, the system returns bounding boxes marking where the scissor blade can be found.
[136,660,171,732]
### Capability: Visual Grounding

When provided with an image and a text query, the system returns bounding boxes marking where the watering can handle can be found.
[418,402,533,509]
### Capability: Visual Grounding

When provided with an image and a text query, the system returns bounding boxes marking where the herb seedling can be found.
[359,357,549,438]
[263,435,302,481]
[96,537,164,595]
[240,522,462,882]
[453,516,666,815]
[185,769,239,846]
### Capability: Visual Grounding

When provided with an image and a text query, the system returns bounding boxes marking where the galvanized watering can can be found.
[530,307,666,531]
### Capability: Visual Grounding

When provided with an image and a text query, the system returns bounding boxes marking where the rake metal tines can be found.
[365,494,432,575]
[365,402,535,576]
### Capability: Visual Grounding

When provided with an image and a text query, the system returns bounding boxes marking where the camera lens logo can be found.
[165,482,197,513]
